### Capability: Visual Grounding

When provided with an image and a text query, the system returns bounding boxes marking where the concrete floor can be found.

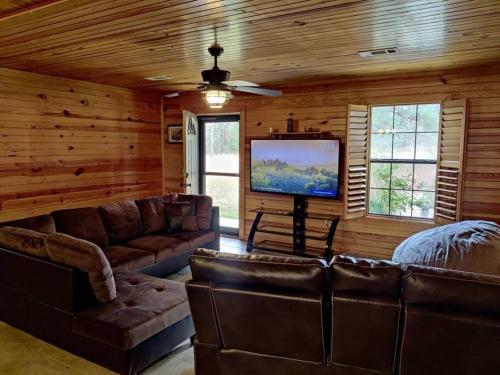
[0,236,247,375]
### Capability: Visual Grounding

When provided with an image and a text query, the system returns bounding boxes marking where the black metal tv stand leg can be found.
[246,211,263,252]
[293,196,307,253]
[324,216,340,262]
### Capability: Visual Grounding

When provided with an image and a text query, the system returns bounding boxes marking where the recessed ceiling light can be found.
[144,75,172,81]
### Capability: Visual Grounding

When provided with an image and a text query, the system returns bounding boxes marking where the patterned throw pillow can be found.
[164,202,199,233]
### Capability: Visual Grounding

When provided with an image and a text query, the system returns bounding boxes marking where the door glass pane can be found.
[204,122,239,173]
[205,175,239,229]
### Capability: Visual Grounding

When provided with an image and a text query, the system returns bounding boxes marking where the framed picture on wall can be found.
[167,125,183,143]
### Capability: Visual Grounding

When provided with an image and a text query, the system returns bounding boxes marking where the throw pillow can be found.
[165,202,199,233]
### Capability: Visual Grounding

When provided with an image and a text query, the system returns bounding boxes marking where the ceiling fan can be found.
[162,43,282,108]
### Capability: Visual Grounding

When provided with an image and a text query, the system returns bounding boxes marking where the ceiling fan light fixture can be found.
[203,89,231,108]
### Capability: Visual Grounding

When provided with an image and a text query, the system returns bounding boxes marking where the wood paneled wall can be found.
[0,67,162,222]
[165,64,500,259]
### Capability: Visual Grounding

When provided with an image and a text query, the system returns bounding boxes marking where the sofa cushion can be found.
[99,201,143,243]
[165,202,198,233]
[52,207,109,248]
[125,235,189,261]
[178,194,213,230]
[74,269,191,350]
[172,230,215,250]
[45,232,116,303]
[3,215,56,234]
[0,226,48,258]
[102,245,155,271]
[135,197,166,234]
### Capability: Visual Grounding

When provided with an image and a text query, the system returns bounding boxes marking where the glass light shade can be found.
[203,90,230,108]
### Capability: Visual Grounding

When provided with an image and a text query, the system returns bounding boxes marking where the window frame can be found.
[367,102,441,221]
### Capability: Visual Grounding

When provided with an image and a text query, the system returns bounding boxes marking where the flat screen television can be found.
[250,138,341,199]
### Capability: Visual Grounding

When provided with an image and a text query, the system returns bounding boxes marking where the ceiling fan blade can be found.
[223,80,259,87]
[233,86,282,97]
[157,82,205,86]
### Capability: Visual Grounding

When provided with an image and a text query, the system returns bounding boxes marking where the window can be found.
[368,104,440,219]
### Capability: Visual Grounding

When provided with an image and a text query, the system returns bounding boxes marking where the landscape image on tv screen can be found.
[251,139,340,198]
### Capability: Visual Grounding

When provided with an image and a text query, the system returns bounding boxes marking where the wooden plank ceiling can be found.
[1,0,500,91]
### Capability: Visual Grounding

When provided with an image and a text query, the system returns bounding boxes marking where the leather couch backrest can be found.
[190,248,327,294]
[399,265,500,375]
[328,255,402,375]
[188,249,328,364]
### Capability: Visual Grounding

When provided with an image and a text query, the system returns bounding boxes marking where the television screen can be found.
[250,139,340,198]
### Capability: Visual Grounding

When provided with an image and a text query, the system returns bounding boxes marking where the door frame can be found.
[198,114,241,236]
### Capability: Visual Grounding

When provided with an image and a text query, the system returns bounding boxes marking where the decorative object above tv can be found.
[250,139,340,199]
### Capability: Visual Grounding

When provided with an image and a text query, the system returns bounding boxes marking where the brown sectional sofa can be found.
[187,249,500,375]
[0,194,220,375]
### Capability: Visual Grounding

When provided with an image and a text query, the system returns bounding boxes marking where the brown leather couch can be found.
[0,194,220,375]
[187,249,500,375]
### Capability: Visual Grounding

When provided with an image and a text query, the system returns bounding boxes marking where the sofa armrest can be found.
[210,207,220,251]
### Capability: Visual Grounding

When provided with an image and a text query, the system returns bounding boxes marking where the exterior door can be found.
[199,115,240,236]
[183,110,199,194]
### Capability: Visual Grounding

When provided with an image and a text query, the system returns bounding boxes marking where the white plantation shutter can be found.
[435,99,468,222]
[343,104,369,219]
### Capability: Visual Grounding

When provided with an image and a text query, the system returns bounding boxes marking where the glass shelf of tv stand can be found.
[249,207,340,221]
[247,207,340,261]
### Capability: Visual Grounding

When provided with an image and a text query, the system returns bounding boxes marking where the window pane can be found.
[394,105,417,132]
[393,133,415,159]
[204,122,239,173]
[391,163,413,190]
[390,190,412,216]
[370,163,391,188]
[369,189,389,215]
[205,175,239,228]
[412,191,435,219]
[417,104,440,131]
[413,164,436,191]
[415,133,438,160]
[371,106,393,133]
[370,133,392,159]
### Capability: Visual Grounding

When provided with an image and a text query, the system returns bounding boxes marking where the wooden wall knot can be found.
[74,167,84,176]
[38,93,47,100]
[80,98,89,106]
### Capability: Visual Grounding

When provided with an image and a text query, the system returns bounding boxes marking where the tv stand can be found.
[246,196,340,261]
